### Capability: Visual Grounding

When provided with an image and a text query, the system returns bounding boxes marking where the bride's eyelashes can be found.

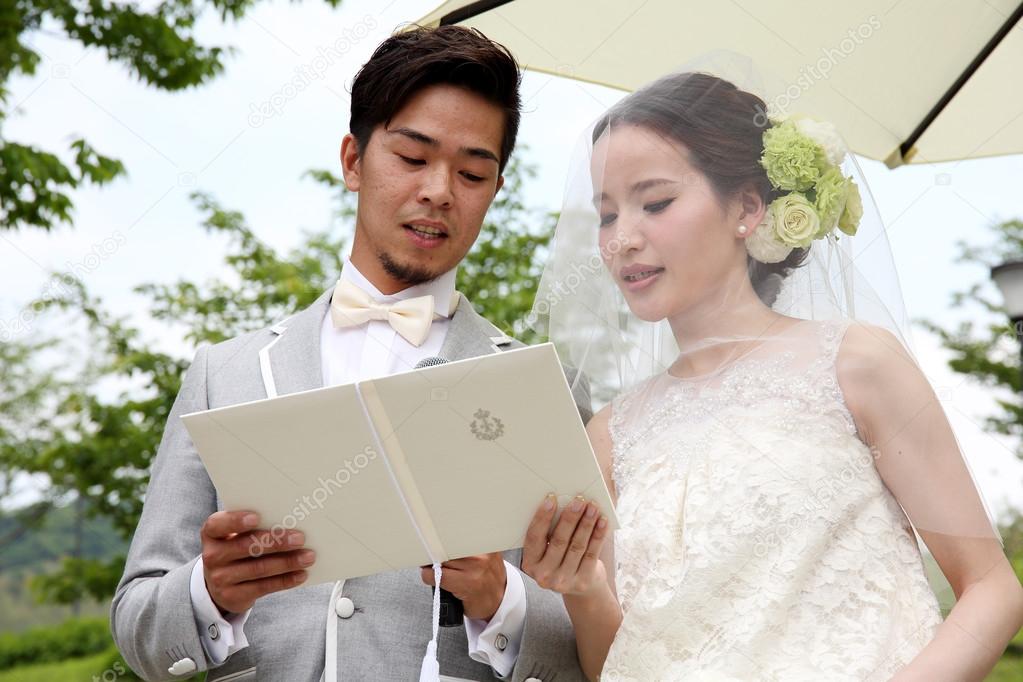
[599,197,676,228]
[644,197,675,214]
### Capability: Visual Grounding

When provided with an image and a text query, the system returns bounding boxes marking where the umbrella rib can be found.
[898,0,1023,162]
[439,0,519,26]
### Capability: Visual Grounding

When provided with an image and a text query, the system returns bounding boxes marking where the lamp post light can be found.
[990,259,1023,388]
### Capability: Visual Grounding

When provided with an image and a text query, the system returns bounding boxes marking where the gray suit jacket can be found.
[111,288,592,682]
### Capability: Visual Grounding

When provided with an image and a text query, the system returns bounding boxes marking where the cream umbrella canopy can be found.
[414,0,1023,168]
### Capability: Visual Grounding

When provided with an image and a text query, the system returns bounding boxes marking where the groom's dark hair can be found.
[349,25,522,174]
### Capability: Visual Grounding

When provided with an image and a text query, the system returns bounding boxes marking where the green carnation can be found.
[838,178,863,236]
[814,167,849,236]
[760,120,825,192]
[770,193,820,248]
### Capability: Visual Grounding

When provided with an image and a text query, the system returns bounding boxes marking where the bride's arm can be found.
[581,405,619,599]
[838,323,1023,682]
[562,407,622,679]
[520,406,623,681]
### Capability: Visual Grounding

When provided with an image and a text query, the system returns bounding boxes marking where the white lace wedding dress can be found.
[602,319,943,681]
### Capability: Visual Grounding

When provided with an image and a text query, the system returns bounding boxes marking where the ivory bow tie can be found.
[329,278,436,347]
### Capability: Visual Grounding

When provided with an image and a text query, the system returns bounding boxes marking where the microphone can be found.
[413,356,463,627]
[414,356,449,369]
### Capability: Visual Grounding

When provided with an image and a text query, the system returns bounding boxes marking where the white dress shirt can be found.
[189,257,527,677]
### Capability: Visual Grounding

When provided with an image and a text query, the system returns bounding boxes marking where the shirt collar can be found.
[339,256,459,318]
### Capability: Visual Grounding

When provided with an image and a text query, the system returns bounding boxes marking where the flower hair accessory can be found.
[745,115,863,264]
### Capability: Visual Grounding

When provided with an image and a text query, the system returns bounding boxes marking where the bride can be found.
[519,67,1023,681]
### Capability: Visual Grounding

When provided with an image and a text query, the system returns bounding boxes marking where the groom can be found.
[110,25,591,682]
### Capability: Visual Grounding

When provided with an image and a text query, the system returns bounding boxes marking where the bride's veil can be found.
[529,52,909,405]
[527,52,1003,549]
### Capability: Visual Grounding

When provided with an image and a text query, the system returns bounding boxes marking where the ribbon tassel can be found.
[419,562,443,682]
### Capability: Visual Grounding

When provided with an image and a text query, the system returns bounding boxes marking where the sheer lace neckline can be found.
[664,317,816,383]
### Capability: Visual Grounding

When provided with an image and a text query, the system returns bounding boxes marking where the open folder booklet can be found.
[181,342,618,586]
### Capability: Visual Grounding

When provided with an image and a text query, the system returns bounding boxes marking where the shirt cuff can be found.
[189,556,251,664]
[464,560,527,678]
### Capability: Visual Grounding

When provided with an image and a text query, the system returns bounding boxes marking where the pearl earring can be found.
[737,224,749,236]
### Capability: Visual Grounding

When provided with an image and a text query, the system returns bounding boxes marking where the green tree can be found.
[1,0,343,232]
[0,154,553,603]
[455,155,553,343]
[921,218,1023,453]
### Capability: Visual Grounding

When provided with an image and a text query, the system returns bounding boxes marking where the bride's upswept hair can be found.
[592,72,808,306]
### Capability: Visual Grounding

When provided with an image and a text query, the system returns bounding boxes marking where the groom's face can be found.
[341,84,506,294]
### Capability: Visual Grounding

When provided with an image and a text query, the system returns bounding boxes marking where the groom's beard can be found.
[378,251,439,287]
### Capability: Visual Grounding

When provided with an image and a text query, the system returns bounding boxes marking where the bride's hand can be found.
[521,494,610,598]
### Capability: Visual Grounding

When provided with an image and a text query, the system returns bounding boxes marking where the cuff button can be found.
[168,658,197,675]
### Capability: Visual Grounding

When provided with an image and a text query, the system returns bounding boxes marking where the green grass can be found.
[0,648,133,682]
[988,652,1023,682]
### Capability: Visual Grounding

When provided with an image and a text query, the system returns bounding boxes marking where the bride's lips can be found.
[619,263,665,292]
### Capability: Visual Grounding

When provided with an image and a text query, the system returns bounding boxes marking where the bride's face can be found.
[592,124,747,322]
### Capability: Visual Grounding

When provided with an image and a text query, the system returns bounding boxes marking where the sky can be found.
[2,0,1022,517]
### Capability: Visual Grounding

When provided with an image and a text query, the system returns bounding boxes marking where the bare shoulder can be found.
[836,322,913,378]
[836,322,924,421]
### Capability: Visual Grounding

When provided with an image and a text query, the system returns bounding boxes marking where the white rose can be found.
[772,193,820,247]
[745,210,794,264]
[794,116,847,167]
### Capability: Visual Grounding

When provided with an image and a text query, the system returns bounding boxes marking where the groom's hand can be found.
[201,510,315,615]
[419,553,506,621]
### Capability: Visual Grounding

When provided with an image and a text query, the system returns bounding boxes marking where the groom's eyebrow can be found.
[387,127,500,165]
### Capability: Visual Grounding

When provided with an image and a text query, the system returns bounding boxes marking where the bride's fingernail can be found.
[543,494,556,511]
[570,496,584,512]
[597,516,608,529]
[586,503,597,518]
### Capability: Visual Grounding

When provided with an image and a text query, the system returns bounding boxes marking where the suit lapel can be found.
[265,287,332,396]
[439,294,503,361]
